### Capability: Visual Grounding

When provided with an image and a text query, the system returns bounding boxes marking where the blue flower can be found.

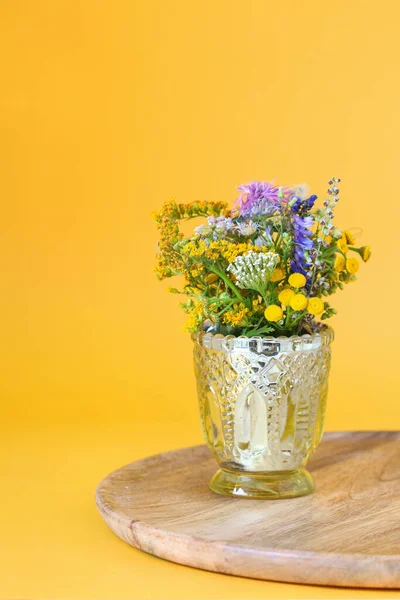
[291,215,314,277]
[290,194,318,215]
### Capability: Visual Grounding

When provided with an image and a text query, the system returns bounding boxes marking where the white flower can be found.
[208,216,233,232]
[227,251,279,291]
[293,183,310,200]
[236,220,257,236]
[332,228,342,239]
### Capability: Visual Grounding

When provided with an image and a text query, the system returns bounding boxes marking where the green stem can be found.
[209,264,246,304]
[289,310,307,328]
[348,246,362,258]
[284,306,293,327]
[308,221,322,295]
[214,300,237,318]
[245,315,265,335]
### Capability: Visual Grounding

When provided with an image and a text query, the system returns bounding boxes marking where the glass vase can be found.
[193,328,333,499]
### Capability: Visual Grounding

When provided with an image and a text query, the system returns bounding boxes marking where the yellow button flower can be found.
[278,288,295,306]
[307,297,324,316]
[346,257,359,274]
[337,238,348,254]
[334,253,345,272]
[344,230,356,245]
[270,267,285,282]
[264,305,283,322]
[290,294,308,311]
[288,273,306,288]
[361,246,371,262]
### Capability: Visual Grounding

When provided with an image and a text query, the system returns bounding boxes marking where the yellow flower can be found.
[270,267,285,282]
[204,273,219,284]
[337,238,348,254]
[344,230,356,245]
[334,253,346,272]
[264,304,283,322]
[361,246,371,262]
[182,239,208,257]
[307,297,324,316]
[278,288,295,306]
[288,273,306,288]
[290,294,308,311]
[252,299,264,314]
[223,303,250,326]
[346,257,359,274]
[183,300,205,332]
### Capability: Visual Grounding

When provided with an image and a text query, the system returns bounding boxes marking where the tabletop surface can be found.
[96,432,400,589]
[2,422,400,600]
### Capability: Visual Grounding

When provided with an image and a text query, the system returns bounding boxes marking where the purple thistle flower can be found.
[235,181,292,217]
[291,215,314,277]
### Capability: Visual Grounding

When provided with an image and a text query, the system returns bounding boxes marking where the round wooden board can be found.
[96,432,400,589]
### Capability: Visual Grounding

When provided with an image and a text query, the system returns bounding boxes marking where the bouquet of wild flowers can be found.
[153,179,370,337]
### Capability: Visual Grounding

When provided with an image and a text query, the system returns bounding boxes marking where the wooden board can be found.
[96,431,400,588]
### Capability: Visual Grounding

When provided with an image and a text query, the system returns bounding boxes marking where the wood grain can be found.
[96,431,400,588]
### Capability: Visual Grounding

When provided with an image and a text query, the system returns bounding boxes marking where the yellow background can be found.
[0,1,399,598]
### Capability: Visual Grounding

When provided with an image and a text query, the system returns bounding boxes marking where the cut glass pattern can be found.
[193,330,333,472]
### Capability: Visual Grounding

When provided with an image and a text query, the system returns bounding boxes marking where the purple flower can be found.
[254,225,273,246]
[291,215,314,277]
[195,216,233,239]
[235,181,292,217]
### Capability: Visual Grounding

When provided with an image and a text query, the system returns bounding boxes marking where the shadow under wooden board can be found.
[96,431,400,589]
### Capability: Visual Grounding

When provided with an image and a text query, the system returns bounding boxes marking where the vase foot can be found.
[209,467,314,499]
